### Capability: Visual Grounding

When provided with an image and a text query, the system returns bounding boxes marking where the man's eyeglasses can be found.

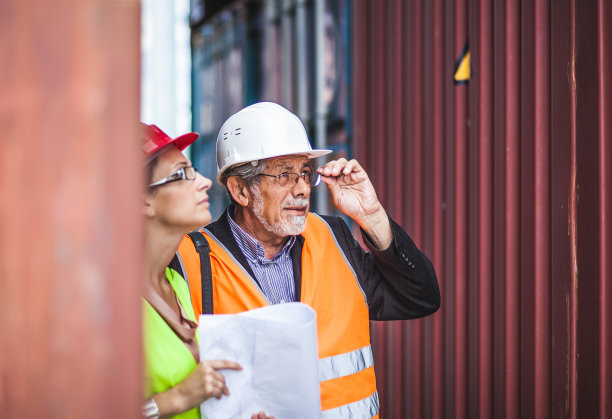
[258,171,321,187]
[149,166,198,188]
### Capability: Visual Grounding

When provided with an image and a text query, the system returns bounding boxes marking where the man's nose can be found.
[292,174,311,196]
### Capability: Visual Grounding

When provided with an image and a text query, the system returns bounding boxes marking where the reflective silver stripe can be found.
[173,251,188,285]
[310,213,368,304]
[321,391,379,419]
[203,228,272,305]
[319,345,374,382]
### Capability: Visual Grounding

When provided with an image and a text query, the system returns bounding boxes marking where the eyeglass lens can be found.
[278,172,320,187]
[148,166,197,188]
[183,166,196,180]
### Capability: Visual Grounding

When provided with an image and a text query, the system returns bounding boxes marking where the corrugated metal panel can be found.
[352,0,611,417]
[597,1,612,416]
[0,1,142,417]
[503,1,521,417]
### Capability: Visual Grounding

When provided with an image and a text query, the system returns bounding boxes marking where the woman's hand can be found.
[153,360,242,416]
[175,360,242,404]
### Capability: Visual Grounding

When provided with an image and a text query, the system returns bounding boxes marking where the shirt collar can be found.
[227,207,296,262]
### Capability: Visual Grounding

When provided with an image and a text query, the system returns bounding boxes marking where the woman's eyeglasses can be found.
[149,166,198,188]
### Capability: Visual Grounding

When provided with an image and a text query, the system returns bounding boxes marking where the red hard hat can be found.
[142,123,199,157]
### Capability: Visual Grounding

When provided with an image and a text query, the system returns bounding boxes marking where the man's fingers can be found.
[318,158,347,176]
[342,159,360,175]
[318,158,362,178]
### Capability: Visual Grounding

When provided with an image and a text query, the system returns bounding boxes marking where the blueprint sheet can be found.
[199,303,320,419]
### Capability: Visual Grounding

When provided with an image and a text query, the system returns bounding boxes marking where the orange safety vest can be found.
[177,213,379,418]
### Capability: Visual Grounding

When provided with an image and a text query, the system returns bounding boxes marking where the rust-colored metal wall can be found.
[0,1,142,417]
[352,0,611,417]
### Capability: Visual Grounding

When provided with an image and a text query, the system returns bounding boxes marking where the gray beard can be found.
[251,186,308,236]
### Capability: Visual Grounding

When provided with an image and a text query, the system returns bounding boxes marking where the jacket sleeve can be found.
[324,215,440,320]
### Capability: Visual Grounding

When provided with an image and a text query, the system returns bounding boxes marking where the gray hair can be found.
[219,159,267,188]
[220,160,267,205]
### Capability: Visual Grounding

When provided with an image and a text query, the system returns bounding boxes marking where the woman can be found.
[141,123,272,419]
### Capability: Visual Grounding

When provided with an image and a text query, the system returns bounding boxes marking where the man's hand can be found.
[251,412,276,419]
[317,158,392,249]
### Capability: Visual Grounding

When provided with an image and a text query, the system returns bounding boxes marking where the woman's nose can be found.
[196,171,212,190]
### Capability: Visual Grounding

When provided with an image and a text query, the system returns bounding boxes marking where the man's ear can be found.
[226,177,251,206]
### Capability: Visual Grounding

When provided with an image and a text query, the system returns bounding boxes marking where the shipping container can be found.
[190,0,612,417]
[352,0,611,417]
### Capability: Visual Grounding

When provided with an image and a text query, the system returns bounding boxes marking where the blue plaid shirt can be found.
[227,210,297,304]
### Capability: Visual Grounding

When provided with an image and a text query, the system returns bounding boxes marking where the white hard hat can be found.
[216,102,332,182]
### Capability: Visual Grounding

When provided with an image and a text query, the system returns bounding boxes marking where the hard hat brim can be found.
[172,132,199,152]
[305,149,333,159]
[142,123,200,158]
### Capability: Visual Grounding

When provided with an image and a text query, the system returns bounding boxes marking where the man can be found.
[175,102,440,418]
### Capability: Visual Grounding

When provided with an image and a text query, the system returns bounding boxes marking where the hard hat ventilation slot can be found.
[223,128,241,141]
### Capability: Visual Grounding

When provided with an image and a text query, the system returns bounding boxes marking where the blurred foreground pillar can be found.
[0,1,142,417]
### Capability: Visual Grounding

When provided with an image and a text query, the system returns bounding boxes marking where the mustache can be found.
[282,198,309,209]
